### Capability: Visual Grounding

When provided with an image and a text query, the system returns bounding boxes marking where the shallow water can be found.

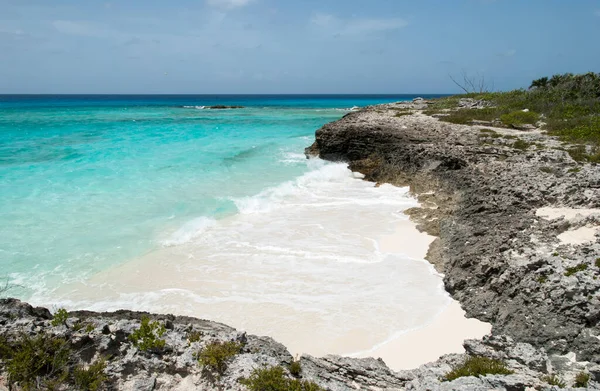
[1,94,459,362]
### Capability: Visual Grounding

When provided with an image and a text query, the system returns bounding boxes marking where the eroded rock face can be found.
[306,100,600,365]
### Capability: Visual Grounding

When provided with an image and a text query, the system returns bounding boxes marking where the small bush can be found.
[596,258,600,268]
[500,110,540,127]
[537,275,548,284]
[289,360,302,377]
[444,356,513,381]
[542,374,566,387]
[129,316,166,352]
[188,330,203,343]
[197,340,242,375]
[3,333,71,389]
[51,308,69,327]
[512,139,533,151]
[241,366,324,391]
[73,359,107,391]
[575,371,590,388]
[565,263,588,276]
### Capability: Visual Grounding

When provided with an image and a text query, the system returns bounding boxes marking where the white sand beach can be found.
[52,163,491,371]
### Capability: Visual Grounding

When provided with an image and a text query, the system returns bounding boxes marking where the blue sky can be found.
[1,0,599,94]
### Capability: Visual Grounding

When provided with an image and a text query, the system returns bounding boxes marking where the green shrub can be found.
[2,333,71,390]
[73,359,108,391]
[241,366,324,391]
[565,263,588,276]
[575,371,590,388]
[500,110,540,127]
[537,275,548,284]
[596,258,600,268]
[197,340,242,375]
[51,308,69,327]
[542,374,566,387]
[512,139,533,151]
[289,360,302,377]
[129,316,166,352]
[444,356,513,381]
[188,330,203,343]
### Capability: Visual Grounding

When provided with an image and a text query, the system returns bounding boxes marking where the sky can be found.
[1,0,599,94]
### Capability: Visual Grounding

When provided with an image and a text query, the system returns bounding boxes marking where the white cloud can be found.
[310,13,408,36]
[206,0,253,10]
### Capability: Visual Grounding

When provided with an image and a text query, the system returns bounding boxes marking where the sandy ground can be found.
[53,177,493,372]
[536,207,600,245]
[357,222,492,369]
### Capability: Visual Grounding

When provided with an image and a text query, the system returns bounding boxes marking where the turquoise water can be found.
[0,95,437,299]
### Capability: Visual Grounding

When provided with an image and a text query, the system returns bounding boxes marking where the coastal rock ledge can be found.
[2,99,600,390]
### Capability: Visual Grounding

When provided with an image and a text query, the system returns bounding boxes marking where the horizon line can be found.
[0,93,456,96]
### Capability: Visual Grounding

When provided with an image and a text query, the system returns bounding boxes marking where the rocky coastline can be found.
[2,98,600,390]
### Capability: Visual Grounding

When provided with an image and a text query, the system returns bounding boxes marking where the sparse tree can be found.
[449,70,494,94]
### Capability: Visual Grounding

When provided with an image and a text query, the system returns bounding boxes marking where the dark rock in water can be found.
[206,105,244,109]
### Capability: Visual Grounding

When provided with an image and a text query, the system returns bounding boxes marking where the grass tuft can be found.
[289,360,302,377]
[241,366,324,391]
[575,371,590,388]
[542,374,566,387]
[565,263,588,276]
[500,110,540,127]
[444,356,513,381]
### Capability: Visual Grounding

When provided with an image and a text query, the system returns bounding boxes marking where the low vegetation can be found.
[542,374,566,387]
[51,308,69,327]
[73,359,108,391]
[128,316,167,352]
[289,359,302,377]
[426,73,600,161]
[187,330,203,343]
[241,366,324,391]
[564,263,588,277]
[444,356,513,381]
[197,340,242,375]
[575,371,590,388]
[0,332,107,390]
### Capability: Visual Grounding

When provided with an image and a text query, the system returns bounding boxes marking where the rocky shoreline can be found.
[2,99,600,390]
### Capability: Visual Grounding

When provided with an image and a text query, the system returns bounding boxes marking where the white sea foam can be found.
[161,217,217,246]
[51,159,476,368]
[182,105,206,109]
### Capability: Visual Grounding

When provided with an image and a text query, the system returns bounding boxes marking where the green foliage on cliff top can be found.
[427,73,600,159]
[197,340,242,375]
[129,316,166,352]
[0,332,106,390]
[241,366,324,391]
[444,356,513,381]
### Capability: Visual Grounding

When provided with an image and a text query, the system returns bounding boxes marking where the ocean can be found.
[0,94,456,361]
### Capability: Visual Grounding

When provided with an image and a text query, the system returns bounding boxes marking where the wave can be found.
[161,217,217,246]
